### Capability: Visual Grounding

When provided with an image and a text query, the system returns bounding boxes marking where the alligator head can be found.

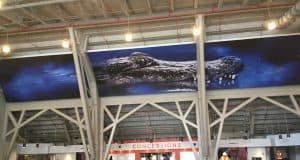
[94,52,243,87]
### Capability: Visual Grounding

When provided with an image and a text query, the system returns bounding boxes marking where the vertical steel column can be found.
[69,27,95,160]
[80,35,101,160]
[0,90,6,160]
[195,15,210,160]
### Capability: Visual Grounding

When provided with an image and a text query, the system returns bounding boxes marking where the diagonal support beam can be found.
[169,0,175,12]
[261,96,300,117]
[6,110,25,159]
[98,0,108,17]
[212,98,228,160]
[43,6,67,22]
[5,109,49,137]
[22,8,47,25]
[69,27,95,159]
[145,0,152,15]
[210,97,256,128]
[0,14,27,27]
[104,103,147,132]
[150,103,198,129]
[208,100,222,117]
[242,0,249,5]
[194,0,199,9]
[0,0,78,11]
[50,108,86,129]
[176,102,199,160]
[217,0,224,8]
[120,0,129,16]
[104,105,122,160]
[75,107,90,160]
[290,95,300,111]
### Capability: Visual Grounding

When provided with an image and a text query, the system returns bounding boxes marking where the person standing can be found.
[219,152,231,160]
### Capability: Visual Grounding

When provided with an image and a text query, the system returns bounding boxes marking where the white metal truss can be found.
[0,15,299,160]
[69,27,101,160]
[208,94,300,160]
[101,100,199,160]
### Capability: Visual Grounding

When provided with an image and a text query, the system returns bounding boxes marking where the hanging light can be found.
[125,32,133,42]
[2,44,11,55]
[192,25,201,36]
[267,20,277,30]
[62,39,70,48]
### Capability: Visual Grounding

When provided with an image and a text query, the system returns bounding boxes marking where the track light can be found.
[278,134,282,139]
[2,44,11,55]
[62,39,70,48]
[192,25,201,36]
[36,143,39,148]
[267,20,277,30]
[125,32,133,42]
[22,143,27,148]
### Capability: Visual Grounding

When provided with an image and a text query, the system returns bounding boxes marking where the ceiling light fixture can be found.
[267,20,277,30]
[2,44,11,55]
[62,39,70,48]
[125,32,133,42]
[192,25,201,36]
[125,15,133,42]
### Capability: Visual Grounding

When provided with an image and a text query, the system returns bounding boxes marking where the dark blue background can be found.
[205,35,300,89]
[0,35,299,102]
[0,55,79,102]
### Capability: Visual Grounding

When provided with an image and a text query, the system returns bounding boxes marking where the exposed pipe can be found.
[0,2,295,35]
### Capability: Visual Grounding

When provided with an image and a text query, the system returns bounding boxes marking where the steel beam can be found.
[104,105,122,160]
[195,15,210,160]
[194,0,199,9]
[218,0,224,8]
[69,27,95,159]
[0,13,27,27]
[145,0,152,15]
[75,107,90,160]
[21,8,47,25]
[290,95,300,111]
[99,0,108,17]
[169,0,175,12]
[176,102,199,160]
[120,0,130,16]
[242,0,249,5]
[43,6,67,22]
[212,98,228,160]
[0,0,78,11]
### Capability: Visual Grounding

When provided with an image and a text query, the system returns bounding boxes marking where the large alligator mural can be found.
[93,52,243,86]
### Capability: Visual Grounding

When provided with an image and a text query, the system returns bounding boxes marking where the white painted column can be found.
[195,15,211,160]
[0,89,6,159]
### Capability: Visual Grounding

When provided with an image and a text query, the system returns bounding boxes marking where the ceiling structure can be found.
[0,0,300,147]
[0,0,299,58]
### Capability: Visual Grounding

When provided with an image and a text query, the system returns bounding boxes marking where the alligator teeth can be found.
[232,74,236,79]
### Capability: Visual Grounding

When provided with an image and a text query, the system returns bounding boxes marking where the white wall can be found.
[180,152,195,160]
[247,147,267,160]
[54,153,76,160]
[109,153,135,160]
